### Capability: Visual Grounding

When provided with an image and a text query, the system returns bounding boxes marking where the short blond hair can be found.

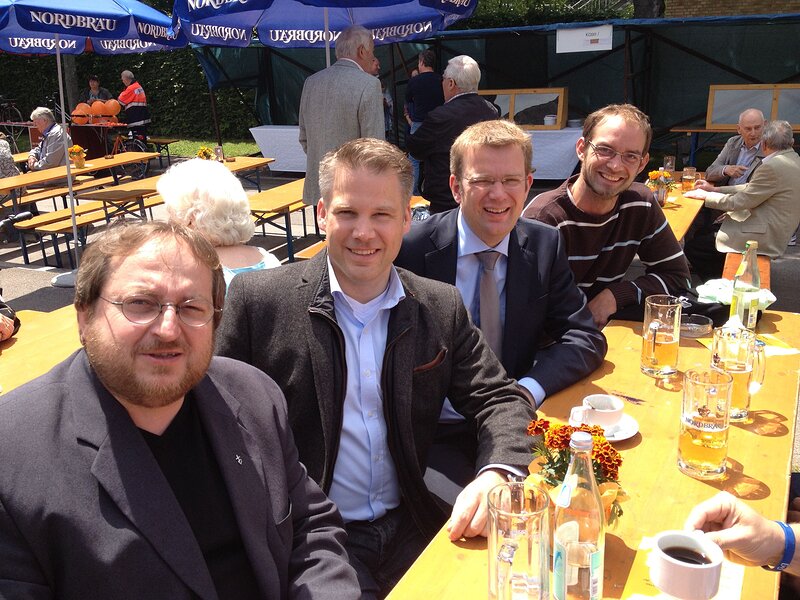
[450,119,532,179]
[319,138,413,206]
[158,158,255,247]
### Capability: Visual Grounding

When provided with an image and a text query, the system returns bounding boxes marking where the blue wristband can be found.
[762,521,795,572]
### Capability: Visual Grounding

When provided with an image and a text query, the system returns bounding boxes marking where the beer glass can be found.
[678,368,733,479]
[488,482,550,600]
[711,327,765,421]
[663,155,676,172]
[641,295,682,377]
[681,167,697,192]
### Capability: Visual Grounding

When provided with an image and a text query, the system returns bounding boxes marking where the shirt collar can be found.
[456,208,510,258]
[446,91,474,104]
[338,57,365,72]
[327,257,405,315]
[42,123,56,136]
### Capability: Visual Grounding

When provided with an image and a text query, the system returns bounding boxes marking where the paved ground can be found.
[3,167,799,471]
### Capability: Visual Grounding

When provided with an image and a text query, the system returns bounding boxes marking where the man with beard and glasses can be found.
[0,221,359,599]
[523,104,691,328]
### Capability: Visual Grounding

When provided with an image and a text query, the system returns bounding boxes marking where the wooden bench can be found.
[722,252,771,290]
[147,136,179,168]
[77,176,161,220]
[15,195,164,268]
[1,175,122,211]
[295,240,326,261]
[248,179,313,261]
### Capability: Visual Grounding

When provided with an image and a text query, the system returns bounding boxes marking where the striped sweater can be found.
[523,177,691,309]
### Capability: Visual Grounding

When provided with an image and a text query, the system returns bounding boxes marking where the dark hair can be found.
[582,104,652,154]
[419,48,436,68]
[74,221,226,328]
[88,75,100,82]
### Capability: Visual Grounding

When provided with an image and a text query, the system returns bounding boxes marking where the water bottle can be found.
[730,240,760,329]
[553,431,605,600]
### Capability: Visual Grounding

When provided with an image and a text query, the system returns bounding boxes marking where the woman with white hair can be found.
[158,158,280,289]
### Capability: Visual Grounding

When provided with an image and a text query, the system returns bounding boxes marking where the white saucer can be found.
[568,413,640,443]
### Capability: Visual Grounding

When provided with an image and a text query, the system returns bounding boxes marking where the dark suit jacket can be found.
[406,93,499,213]
[395,210,607,397]
[215,254,535,537]
[0,352,359,600]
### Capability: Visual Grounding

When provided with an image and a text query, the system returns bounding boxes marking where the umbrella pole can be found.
[51,34,80,288]
[324,8,330,67]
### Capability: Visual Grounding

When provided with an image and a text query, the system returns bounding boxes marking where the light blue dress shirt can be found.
[326,260,404,523]
[731,141,762,185]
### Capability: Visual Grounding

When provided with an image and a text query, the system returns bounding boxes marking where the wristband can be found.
[762,521,795,572]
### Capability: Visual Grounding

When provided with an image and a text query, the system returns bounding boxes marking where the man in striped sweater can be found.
[523,104,691,328]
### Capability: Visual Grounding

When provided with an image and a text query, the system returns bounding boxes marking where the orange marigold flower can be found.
[648,170,660,180]
[527,419,550,437]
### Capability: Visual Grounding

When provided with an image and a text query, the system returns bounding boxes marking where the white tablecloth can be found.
[250,125,581,180]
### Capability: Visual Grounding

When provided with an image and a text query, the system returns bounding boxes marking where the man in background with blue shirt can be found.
[216,138,535,598]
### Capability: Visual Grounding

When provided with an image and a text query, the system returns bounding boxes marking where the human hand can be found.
[693,179,716,192]
[447,469,506,541]
[587,289,617,329]
[684,492,785,568]
[0,314,14,341]
[724,164,747,179]
[684,187,709,200]
[27,156,35,170]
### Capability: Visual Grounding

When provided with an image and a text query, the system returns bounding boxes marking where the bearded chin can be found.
[83,335,213,409]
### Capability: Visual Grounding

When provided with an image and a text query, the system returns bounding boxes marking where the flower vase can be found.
[72,155,86,169]
[655,186,667,207]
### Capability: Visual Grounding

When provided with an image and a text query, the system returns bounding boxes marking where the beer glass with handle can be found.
[641,295,682,377]
[678,368,733,480]
[711,327,765,422]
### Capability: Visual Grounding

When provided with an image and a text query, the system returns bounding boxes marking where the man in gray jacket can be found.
[27,106,71,172]
[705,108,766,186]
[298,25,384,206]
[217,139,535,598]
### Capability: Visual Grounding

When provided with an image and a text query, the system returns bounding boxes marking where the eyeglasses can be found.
[100,295,220,327]
[585,140,644,166]
[463,175,527,190]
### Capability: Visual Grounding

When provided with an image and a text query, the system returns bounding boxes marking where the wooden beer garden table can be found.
[388,311,800,600]
[661,187,705,242]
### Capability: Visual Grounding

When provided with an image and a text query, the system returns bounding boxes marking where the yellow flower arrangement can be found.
[196,146,214,160]
[645,169,677,192]
[67,144,86,159]
[526,418,628,526]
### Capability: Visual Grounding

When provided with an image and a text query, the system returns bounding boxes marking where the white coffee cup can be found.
[569,394,624,428]
[647,530,723,600]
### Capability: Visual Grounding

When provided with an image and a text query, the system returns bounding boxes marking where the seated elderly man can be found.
[684,120,800,281]
[0,221,360,598]
[705,108,766,186]
[26,107,71,172]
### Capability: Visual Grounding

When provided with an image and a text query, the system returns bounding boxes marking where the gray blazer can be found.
[216,254,536,537]
[298,60,384,205]
[0,352,359,599]
[707,148,800,257]
[705,134,766,185]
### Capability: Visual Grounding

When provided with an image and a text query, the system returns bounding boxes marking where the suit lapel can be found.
[194,377,282,598]
[502,225,538,364]
[425,211,459,284]
[69,355,218,600]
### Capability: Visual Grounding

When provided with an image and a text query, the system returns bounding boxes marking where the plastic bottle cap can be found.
[570,431,593,451]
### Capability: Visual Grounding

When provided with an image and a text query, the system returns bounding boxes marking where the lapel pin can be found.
[235,454,243,465]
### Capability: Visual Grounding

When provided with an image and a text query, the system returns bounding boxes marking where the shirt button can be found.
[363,369,371,377]
[367,410,376,418]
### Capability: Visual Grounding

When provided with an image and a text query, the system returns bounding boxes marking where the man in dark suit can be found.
[216,138,535,598]
[0,222,359,599]
[406,55,499,214]
[396,120,606,502]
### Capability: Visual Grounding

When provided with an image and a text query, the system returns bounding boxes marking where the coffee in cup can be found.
[647,530,723,600]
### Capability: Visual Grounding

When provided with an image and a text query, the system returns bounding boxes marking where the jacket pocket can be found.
[413,348,447,373]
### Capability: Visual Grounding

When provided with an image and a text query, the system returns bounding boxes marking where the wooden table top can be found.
[249,178,305,214]
[0,306,80,395]
[0,152,159,195]
[661,190,704,241]
[222,156,274,173]
[388,311,800,600]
